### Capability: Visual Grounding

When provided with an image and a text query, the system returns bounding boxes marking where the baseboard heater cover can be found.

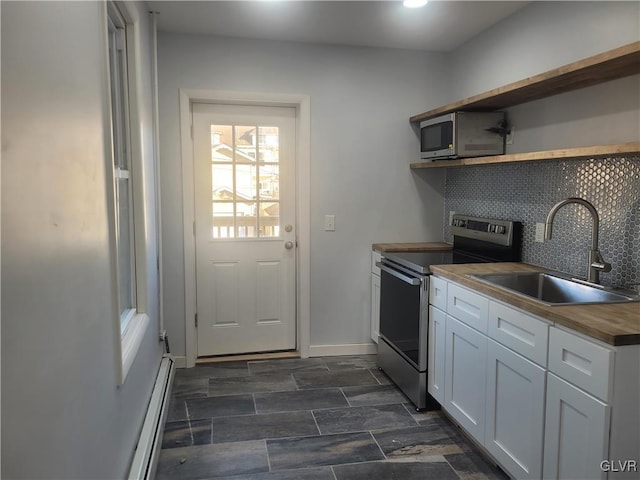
[128,354,175,480]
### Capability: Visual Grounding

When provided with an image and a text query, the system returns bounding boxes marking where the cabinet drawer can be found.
[429,276,447,311]
[447,283,489,334]
[548,327,614,402]
[371,250,382,276]
[488,301,549,367]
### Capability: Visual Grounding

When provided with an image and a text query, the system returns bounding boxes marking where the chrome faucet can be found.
[545,197,611,284]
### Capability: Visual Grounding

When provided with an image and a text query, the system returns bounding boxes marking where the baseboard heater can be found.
[128,354,175,480]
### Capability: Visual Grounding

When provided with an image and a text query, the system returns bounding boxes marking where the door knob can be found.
[285,241,294,250]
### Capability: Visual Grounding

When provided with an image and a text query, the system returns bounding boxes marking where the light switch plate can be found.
[324,215,335,231]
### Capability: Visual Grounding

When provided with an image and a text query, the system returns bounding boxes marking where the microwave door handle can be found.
[377,263,421,286]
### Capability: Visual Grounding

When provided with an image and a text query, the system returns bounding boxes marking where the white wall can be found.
[157,34,448,357]
[450,1,640,152]
[1,2,163,478]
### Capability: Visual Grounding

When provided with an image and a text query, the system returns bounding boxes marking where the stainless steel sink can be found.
[470,271,640,306]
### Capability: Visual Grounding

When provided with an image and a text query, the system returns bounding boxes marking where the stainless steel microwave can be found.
[419,111,506,160]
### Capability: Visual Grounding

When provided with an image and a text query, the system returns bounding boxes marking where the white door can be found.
[543,373,610,480]
[485,339,546,479]
[444,315,487,441]
[193,103,297,356]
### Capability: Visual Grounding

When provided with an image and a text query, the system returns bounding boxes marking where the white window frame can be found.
[105,1,150,384]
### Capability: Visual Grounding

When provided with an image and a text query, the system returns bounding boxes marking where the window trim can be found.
[104,1,151,385]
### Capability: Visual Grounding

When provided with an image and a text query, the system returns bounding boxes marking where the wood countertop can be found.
[372,242,452,253]
[431,263,640,347]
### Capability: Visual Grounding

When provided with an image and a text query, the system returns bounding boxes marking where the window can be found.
[107,5,136,333]
[105,3,150,384]
[209,124,281,239]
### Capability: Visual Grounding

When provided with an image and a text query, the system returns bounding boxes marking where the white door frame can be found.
[179,89,311,368]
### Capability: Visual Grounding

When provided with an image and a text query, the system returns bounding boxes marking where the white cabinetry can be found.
[447,283,489,333]
[443,283,490,440]
[428,305,446,403]
[543,326,615,480]
[484,302,549,479]
[431,276,639,480]
[428,276,448,404]
[543,372,609,480]
[485,338,546,479]
[370,250,381,343]
[444,315,487,440]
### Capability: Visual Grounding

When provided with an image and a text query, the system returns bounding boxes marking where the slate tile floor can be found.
[156,355,509,480]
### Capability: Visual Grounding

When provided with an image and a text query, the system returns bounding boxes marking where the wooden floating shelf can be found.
[410,142,640,169]
[410,41,640,124]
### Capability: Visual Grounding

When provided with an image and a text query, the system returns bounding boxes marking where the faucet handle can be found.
[591,250,612,273]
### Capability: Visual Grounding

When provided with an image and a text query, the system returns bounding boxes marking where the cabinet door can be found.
[370,273,380,343]
[428,306,446,403]
[445,315,487,441]
[485,339,545,479]
[543,373,610,480]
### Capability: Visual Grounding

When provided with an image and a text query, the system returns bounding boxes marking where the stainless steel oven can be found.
[377,215,522,410]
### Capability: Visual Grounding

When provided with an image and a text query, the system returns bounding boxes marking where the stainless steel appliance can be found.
[377,214,522,410]
[420,111,506,160]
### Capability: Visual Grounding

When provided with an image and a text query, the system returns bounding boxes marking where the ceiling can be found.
[147,1,531,52]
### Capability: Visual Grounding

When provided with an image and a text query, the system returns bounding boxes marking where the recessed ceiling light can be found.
[403,0,428,8]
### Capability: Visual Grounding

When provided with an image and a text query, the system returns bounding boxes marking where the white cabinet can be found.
[485,338,546,479]
[548,326,613,402]
[544,326,616,480]
[433,276,639,480]
[447,282,489,334]
[488,301,549,367]
[543,372,610,480]
[429,275,448,311]
[444,315,487,440]
[428,305,446,403]
[370,250,381,343]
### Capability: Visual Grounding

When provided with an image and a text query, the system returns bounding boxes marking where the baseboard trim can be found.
[308,343,378,357]
[173,356,187,369]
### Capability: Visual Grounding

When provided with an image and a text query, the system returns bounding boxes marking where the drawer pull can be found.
[454,297,480,317]
[497,317,536,346]
[562,348,592,375]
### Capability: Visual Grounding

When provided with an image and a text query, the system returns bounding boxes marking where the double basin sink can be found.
[470,271,640,306]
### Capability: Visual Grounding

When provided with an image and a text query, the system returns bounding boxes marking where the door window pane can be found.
[237,202,257,238]
[235,125,256,162]
[259,164,279,200]
[258,126,279,163]
[213,202,234,238]
[210,124,232,162]
[259,202,280,238]
[235,164,257,201]
[212,164,233,200]
[210,123,282,239]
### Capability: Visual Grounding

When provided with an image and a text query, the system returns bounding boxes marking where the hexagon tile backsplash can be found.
[444,156,640,292]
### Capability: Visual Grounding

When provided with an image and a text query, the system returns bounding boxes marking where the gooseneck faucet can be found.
[545,197,611,284]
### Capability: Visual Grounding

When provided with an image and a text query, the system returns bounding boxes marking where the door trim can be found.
[179,89,311,367]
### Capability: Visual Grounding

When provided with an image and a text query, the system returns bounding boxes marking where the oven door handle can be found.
[376,262,421,286]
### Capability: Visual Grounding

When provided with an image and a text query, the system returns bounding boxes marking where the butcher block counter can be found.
[372,241,452,253]
[431,262,640,346]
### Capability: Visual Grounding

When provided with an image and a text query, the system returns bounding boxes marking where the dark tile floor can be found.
[155,355,509,480]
